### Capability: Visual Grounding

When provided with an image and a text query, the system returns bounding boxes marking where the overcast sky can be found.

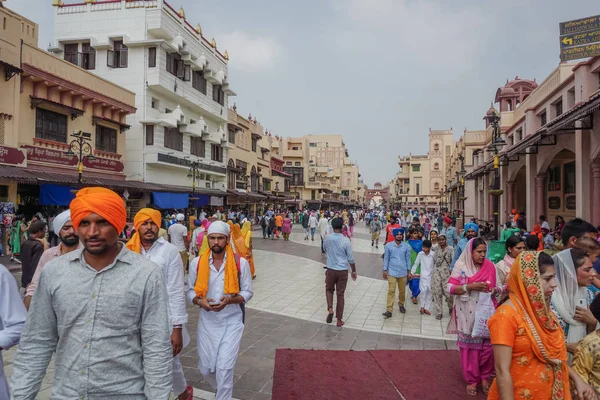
[7,0,598,186]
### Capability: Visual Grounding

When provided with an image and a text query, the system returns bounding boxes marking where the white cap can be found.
[207,221,230,237]
[176,213,185,221]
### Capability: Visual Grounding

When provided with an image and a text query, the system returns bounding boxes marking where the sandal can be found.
[481,379,491,395]
[326,312,334,324]
[436,314,442,320]
[336,320,345,327]
[466,384,477,396]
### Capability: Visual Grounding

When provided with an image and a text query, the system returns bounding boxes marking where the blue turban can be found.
[465,223,479,233]
[392,228,405,237]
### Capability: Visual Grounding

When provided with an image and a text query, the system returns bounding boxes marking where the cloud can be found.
[218,31,283,72]
[331,0,485,70]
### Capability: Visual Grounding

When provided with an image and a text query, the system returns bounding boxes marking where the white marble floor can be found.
[285,224,387,255]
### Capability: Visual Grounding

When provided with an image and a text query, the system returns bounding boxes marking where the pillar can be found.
[592,160,600,226]
[525,153,537,230]
[473,178,479,220]
[506,181,516,218]
[576,129,592,221]
[482,173,489,222]
[535,174,546,222]
[499,165,509,226]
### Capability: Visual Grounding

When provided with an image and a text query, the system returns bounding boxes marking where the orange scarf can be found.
[194,245,239,298]
[508,251,569,398]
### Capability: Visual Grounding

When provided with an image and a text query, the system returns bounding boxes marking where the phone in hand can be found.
[577,298,586,308]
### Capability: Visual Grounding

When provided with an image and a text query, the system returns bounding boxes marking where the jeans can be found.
[320,235,325,253]
[310,227,316,238]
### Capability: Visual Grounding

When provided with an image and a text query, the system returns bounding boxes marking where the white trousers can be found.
[173,355,187,396]
[199,366,234,400]
[0,355,10,400]
[419,288,433,310]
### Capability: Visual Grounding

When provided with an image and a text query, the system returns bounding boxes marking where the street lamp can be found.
[486,109,505,239]
[65,130,95,185]
[458,154,467,227]
[187,160,201,200]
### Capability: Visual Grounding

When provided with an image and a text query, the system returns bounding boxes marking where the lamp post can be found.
[66,130,95,185]
[274,181,280,209]
[486,110,506,239]
[458,154,467,227]
[187,160,201,200]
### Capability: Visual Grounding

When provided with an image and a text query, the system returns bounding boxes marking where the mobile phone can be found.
[577,298,586,308]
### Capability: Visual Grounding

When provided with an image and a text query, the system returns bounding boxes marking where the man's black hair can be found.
[561,218,598,245]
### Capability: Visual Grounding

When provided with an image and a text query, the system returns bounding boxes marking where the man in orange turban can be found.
[11,188,173,398]
[126,208,193,400]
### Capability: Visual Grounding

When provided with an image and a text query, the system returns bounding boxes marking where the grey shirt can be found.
[11,244,173,400]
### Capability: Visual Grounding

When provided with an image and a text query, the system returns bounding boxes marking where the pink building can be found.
[466,57,600,229]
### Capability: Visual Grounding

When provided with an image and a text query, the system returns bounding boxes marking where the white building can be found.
[49,0,235,196]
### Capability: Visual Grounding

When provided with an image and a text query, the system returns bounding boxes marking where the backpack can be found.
[260,216,267,228]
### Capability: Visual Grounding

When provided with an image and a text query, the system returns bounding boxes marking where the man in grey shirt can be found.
[11,187,173,399]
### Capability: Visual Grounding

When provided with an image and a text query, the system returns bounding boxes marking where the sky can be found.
[6,0,599,187]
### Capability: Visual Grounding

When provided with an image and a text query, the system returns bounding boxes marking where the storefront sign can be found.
[0,145,26,166]
[83,157,124,173]
[565,195,576,210]
[22,145,77,166]
[548,196,561,210]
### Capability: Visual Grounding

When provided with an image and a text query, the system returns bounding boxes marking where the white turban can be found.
[53,210,71,236]
[176,213,185,221]
[207,221,230,237]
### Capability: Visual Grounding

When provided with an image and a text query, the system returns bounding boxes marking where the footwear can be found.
[399,306,406,314]
[252,275,257,280]
[419,307,424,314]
[371,241,374,247]
[336,320,345,327]
[382,311,392,318]
[436,314,442,320]
[449,307,453,316]
[411,297,418,304]
[376,245,379,249]
[181,386,193,400]
[466,384,477,396]
[326,312,334,324]
[481,379,492,395]
[423,309,431,315]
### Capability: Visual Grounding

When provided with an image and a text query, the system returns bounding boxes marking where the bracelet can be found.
[173,325,182,329]
[462,284,468,293]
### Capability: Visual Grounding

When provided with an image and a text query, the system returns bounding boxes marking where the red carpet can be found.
[272,349,402,399]
[272,349,487,400]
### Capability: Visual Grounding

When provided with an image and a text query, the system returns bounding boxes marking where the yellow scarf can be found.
[194,245,240,298]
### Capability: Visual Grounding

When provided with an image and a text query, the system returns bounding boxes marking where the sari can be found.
[242,221,255,277]
[231,224,255,276]
[408,239,423,298]
[488,251,569,399]
[447,238,498,386]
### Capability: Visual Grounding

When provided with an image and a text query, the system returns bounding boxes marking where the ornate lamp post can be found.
[486,109,506,239]
[187,160,201,200]
[458,154,467,227]
[65,130,95,185]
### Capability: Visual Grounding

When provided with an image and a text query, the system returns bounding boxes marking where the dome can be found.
[486,104,497,117]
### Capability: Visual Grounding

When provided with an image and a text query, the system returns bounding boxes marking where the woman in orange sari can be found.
[241,221,256,279]
[231,224,255,279]
[488,251,596,400]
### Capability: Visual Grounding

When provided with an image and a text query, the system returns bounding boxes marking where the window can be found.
[311,189,316,200]
[3,17,6,30]
[433,143,439,151]
[309,143,316,147]
[166,52,189,81]
[251,137,257,152]
[191,137,205,157]
[35,108,67,143]
[263,179,271,191]
[145,125,154,145]
[415,183,420,195]
[564,162,575,194]
[228,128,236,143]
[212,85,225,106]
[547,165,560,191]
[540,110,547,126]
[82,43,95,70]
[412,164,421,172]
[294,161,301,166]
[164,127,183,151]
[107,41,128,68]
[434,162,439,170]
[148,47,156,68]
[192,70,207,94]
[211,144,223,162]
[95,125,117,153]
[151,98,159,109]
[292,146,298,150]
[434,182,440,190]
[285,161,292,166]
[555,100,563,117]
[64,43,79,66]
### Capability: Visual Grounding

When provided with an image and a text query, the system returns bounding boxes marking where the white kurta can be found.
[412,251,435,291]
[0,264,27,399]
[187,253,253,372]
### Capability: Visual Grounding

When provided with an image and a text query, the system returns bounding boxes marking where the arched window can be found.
[434,182,440,190]
[251,165,259,192]
[434,162,440,170]
[227,159,236,189]
[433,143,440,151]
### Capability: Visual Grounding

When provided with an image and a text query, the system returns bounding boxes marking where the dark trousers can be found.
[325,269,349,320]
[320,235,325,253]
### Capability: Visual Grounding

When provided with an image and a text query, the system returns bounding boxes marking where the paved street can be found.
[3,225,457,399]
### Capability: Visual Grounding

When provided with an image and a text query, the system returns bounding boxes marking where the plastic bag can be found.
[472,292,495,338]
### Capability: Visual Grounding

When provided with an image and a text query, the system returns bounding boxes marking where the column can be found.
[535,174,546,221]
[525,154,537,230]
[592,161,600,226]
[506,181,516,217]
[473,178,479,220]
[576,129,592,221]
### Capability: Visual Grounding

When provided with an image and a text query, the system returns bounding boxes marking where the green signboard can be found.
[560,42,600,62]
[560,15,600,35]
[560,15,600,61]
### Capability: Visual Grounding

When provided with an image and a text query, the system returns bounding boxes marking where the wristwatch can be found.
[462,284,468,293]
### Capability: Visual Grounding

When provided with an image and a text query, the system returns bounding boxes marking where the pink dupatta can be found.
[447,238,497,336]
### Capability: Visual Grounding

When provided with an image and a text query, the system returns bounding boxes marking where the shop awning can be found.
[152,192,189,209]
[40,183,76,206]
[191,195,210,207]
[546,91,600,132]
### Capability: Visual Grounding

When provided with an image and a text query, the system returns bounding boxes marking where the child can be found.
[410,240,435,315]
[572,294,600,396]
[407,230,423,304]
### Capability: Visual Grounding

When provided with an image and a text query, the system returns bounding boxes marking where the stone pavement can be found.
[3,224,458,400]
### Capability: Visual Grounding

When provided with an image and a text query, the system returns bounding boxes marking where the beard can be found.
[211,245,225,254]
[60,235,80,247]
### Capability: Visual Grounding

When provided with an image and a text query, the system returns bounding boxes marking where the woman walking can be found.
[432,234,453,320]
[488,251,596,399]
[282,213,292,241]
[495,235,526,287]
[447,237,500,396]
[348,213,355,238]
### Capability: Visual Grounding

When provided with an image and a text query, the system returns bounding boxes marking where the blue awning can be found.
[40,184,76,206]
[152,192,189,209]
[192,194,210,207]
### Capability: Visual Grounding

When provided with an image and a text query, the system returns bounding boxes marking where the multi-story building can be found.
[466,58,600,230]
[49,0,234,208]
[0,4,139,217]
[365,182,389,209]
[393,129,454,210]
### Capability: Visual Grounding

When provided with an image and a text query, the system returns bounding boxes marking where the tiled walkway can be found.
[3,224,458,400]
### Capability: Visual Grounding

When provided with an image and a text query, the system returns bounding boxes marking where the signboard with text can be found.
[0,145,26,167]
[22,145,124,173]
[560,15,600,61]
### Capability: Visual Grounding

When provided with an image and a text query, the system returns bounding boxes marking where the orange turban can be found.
[70,187,127,233]
[126,208,162,254]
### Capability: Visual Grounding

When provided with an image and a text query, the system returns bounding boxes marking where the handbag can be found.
[472,292,495,338]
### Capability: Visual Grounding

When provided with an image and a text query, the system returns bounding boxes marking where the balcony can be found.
[283,149,303,158]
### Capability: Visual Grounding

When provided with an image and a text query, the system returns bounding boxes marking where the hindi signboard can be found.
[0,145,26,167]
[560,15,600,61]
[560,15,600,35]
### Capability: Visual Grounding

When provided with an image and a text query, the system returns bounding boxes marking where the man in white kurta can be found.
[187,221,253,400]
[0,263,27,399]
[126,208,192,400]
[411,239,435,315]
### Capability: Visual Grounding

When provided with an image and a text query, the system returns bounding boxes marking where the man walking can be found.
[370,215,383,249]
[169,213,189,274]
[441,216,458,247]
[431,234,454,320]
[24,210,82,309]
[1,263,27,399]
[382,228,412,318]
[188,221,253,400]
[323,218,357,327]
[11,187,173,399]
[317,214,329,254]
[127,208,193,400]
[309,212,318,241]
[451,222,479,269]
[20,221,46,291]
[302,211,310,240]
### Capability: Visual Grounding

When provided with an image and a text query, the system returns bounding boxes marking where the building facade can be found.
[49,0,234,207]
